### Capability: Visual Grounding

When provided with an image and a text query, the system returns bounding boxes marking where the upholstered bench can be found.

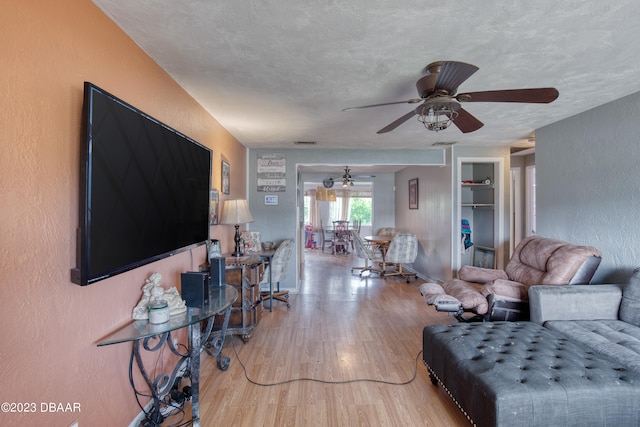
[423,322,640,427]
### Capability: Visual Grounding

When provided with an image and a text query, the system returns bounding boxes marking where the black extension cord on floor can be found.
[229,336,424,387]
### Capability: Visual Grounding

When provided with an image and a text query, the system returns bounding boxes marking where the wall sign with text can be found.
[257,153,286,192]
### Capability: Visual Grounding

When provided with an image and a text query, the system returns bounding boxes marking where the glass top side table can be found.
[97,285,238,427]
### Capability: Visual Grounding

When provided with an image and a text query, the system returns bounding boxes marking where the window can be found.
[304,189,373,226]
[304,195,311,224]
[348,196,372,225]
[327,190,372,225]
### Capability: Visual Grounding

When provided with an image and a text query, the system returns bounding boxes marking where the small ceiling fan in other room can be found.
[323,166,376,188]
[342,61,559,134]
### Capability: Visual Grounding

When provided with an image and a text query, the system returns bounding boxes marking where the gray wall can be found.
[371,172,396,232]
[536,90,640,283]
[394,162,453,280]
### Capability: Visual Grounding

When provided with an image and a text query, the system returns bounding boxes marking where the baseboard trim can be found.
[402,265,438,283]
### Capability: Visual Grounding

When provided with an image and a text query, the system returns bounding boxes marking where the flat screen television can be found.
[71,82,212,286]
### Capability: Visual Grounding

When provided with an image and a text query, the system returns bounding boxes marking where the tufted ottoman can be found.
[423,322,640,427]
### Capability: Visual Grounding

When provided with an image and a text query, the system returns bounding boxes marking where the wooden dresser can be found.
[216,255,264,342]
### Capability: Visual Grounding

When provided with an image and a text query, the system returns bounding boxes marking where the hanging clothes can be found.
[461,219,473,251]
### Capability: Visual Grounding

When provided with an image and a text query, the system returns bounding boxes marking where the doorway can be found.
[526,165,536,237]
[510,167,522,255]
[300,180,374,273]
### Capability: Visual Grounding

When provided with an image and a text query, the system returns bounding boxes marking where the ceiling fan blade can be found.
[417,61,479,98]
[432,61,479,95]
[451,107,484,133]
[457,88,559,103]
[376,110,417,134]
[342,98,422,112]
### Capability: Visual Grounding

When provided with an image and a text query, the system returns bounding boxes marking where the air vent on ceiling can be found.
[294,141,317,145]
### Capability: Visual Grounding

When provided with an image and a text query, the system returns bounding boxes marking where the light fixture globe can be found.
[415,98,461,132]
[341,166,355,187]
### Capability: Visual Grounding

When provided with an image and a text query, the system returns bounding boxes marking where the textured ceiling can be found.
[92,1,640,151]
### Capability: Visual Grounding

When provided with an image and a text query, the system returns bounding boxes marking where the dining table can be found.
[363,235,393,273]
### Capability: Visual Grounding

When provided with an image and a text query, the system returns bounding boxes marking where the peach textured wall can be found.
[1,1,246,425]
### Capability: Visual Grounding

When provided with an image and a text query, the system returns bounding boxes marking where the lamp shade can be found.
[315,187,336,202]
[220,199,254,225]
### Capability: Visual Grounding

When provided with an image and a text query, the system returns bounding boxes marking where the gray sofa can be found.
[529,267,640,372]
[422,268,640,426]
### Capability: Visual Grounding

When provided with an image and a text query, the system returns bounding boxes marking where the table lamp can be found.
[220,199,254,257]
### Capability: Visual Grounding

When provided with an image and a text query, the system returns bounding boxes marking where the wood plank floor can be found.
[169,249,469,426]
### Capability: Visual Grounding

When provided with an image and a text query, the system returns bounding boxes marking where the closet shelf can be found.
[461,203,494,208]
[462,183,494,190]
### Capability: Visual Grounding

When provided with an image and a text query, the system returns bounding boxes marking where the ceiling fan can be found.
[342,61,559,134]
[323,166,375,188]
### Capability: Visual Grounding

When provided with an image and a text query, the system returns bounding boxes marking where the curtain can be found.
[310,194,320,232]
[339,189,350,221]
[305,189,321,232]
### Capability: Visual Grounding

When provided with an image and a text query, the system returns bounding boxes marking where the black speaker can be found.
[181,272,210,308]
[210,257,226,287]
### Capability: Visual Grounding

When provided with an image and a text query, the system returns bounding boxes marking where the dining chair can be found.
[319,219,335,253]
[350,231,382,277]
[350,220,361,250]
[332,221,350,255]
[376,227,398,237]
[260,239,294,308]
[384,233,419,283]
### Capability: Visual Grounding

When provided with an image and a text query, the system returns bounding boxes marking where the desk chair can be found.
[384,233,419,283]
[351,231,382,277]
[260,239,294,309]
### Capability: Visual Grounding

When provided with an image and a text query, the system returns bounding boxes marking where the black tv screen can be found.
[71,82,211,286]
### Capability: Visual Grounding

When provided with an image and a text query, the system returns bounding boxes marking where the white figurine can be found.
[132,273,187,320]
[163,286,187,316]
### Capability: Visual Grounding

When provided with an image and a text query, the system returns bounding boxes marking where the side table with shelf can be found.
[97,285,238,427]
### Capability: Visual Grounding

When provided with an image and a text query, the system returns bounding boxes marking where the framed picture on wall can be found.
[222,160,230,194]
[408,178,418,209]
[473,245,496,269]
[265,195,278,205]
[209,189,219,225]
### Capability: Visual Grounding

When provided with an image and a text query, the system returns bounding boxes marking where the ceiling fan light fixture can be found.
[417,103,459,132]
[341,166,355,187]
